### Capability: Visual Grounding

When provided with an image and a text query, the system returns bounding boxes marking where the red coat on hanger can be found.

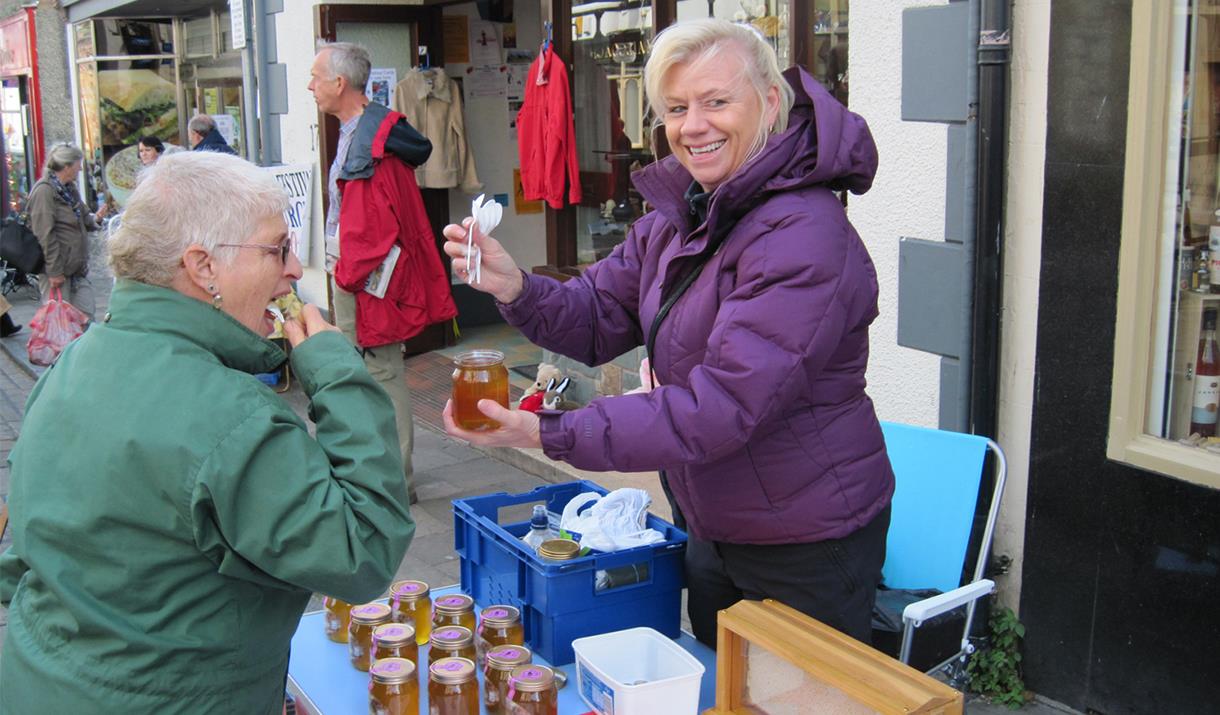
[517,46,582,209]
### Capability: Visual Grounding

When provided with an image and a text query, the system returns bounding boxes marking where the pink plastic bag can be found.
[26,288,89,366]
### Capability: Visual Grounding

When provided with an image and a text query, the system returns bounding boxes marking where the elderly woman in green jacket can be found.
[25,143,109,319]
[0,151,415,713]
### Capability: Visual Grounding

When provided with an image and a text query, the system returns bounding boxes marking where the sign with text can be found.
[229,0,247,50]
[266,164,314,264]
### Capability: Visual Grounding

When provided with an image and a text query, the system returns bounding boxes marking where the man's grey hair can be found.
[44,143,84,174]
[109,151,288,287]
[188,114,216,136]
[317,41,371,92]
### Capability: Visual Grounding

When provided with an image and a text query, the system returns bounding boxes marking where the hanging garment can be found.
[394,67,483,194]
[517,46,582,209]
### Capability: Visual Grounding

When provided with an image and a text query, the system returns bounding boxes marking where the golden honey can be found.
[390,579,432,646]
[483,644,532,714]
[429,625,478,667]
[432,593,477,633]
[452,350,509,431]
[369,657,419,715]
[348,602,392,672]
[372,622,419,669]
[476,605,524,666]
[506,664,558,715]
[428,657,479,715]
[323,596,352,643]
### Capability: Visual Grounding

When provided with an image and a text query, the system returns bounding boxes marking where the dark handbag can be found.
[0,213,45,276]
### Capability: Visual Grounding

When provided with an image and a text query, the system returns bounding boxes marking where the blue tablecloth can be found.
[286,587,717,714]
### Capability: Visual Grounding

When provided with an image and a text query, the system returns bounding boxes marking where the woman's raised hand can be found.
[281,303,340,348]
[442,218,524,304]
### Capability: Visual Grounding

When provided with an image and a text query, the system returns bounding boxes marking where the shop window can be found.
[1111,0,1220,486]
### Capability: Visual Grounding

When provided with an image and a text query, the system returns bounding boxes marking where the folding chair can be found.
[877,421,1008,678]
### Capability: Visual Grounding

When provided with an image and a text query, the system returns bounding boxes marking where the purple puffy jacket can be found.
[500,67,894,544]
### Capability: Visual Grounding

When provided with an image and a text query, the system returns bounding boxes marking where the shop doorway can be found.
[0,76,35,215]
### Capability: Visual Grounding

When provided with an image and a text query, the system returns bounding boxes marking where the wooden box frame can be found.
[704,599,963,715]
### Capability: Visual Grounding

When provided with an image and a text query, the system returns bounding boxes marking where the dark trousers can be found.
[685,504,890,648]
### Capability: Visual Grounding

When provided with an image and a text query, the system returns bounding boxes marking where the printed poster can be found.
[443,15,470,64]
[366,68,397,107]
[470,20,502,66]
[265,164,315,264]
[467,66,506,98]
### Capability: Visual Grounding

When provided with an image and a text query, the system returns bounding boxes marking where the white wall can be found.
[993,0,1050,611]
[275,0,546,307]
[849,0,946,428]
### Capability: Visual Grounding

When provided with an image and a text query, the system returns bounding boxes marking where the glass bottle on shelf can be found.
[1195,249,1211,293]
[1210,211,1220,290]
[1190,309,1219,438]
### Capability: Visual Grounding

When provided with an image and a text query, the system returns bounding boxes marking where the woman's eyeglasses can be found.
[216,238,296,263]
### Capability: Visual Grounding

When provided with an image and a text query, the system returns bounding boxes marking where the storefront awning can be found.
[63,0,222,22]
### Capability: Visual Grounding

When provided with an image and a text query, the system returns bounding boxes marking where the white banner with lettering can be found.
[265,164,314,264]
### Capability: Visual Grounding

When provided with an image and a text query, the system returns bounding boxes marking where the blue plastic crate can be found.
[453,480,687,665]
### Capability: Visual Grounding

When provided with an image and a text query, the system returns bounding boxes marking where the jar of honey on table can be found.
[369,657,418,715]
[348,602,392,672]
[390,579,432,646]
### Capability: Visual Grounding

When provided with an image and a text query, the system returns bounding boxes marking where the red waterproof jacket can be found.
[334,103,457,347]
[517,46,582,209]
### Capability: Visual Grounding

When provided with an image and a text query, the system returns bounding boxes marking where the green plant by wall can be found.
[966,607,1031,709]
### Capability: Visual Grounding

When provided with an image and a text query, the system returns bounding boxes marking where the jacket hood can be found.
[633,66,878,236]
[340,102,433,181]
[192,128,236,154]
[104,279,285,374]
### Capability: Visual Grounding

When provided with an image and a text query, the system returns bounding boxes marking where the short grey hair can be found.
[109,151,288,287]
[644,19,795,162]
[317,41,371,92]
[188,114,215,135]
[44,143,84,173]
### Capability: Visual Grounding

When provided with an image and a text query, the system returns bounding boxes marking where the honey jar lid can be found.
[370,657,416,685]
[391,579,430,602]
[480,605,521,627]
[486,644,532,669]
[430,657,477,685]
[433,593,474,614]
[509,664,556,692]
[372,623,415,646]
[537,538,581,561]
[453,349,505,367]
[350,602,392,625]
[430,625,474,648]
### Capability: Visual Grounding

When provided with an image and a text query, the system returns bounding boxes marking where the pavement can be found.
[0,244,1077,713]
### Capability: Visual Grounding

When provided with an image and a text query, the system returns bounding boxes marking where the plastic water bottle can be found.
[521,505,557,552]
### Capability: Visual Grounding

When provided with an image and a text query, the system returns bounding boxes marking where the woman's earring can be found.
[208,283,223,310]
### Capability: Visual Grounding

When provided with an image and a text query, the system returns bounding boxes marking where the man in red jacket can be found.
[310,42,457,503]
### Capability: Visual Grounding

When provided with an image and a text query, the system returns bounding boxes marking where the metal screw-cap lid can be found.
[430,625,474,649]
[537,538,580,561]
[429,657,477,685]
[350,602,392,625]
[480,605,521,627]
[509,664,556,692]
[372,623,415,647]
[391,579,430,603]
[433,593,474,614]
[486,644,532,669]
[370,657,416,685]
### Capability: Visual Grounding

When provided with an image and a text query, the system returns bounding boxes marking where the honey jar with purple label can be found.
[429,625,477,667]
[476,605,524,666]
[428,657,479,715]
[432,593,477,633]
[506,664,558,715]
[372,622,418,669]
[483,644,532,714]
[369,657,418,715]
[348,602,392,672]
[389,579,431,646]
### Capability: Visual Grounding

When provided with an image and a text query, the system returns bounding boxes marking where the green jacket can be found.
[0,280,414,713]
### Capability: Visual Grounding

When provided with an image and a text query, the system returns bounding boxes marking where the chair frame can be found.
[895,436,1008,677]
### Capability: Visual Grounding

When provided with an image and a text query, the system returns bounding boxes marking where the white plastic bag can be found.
[559,488,664,552]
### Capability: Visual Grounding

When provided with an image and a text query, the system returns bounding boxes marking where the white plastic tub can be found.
[571,627,705,715]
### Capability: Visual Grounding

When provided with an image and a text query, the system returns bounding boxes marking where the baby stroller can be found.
[1,213,42,298]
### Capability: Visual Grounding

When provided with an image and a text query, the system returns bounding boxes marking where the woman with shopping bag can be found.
[25,143,108,320]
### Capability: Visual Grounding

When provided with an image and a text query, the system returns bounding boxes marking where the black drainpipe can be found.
[969,0,1011,439]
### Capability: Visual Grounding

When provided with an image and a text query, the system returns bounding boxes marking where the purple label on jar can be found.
[438,661,464,672]
[397,583,422,593]
[487,608,508,618]
[492,647,520,659]
[438,596,466,606]
[381,626,406,638]
[354,605,383,616]
[438,629,462,639]
[521,668,542,679]
[375,661,404,673]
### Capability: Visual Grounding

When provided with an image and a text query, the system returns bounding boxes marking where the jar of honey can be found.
[369,657,419,715]
[506,664,559,715]
[476,605,524,666]
[323,596,353,643]
[483,644,532,714]
[348,602,392,672]
[451,350,510,431]
[429,625,478,667]
[390,580,432,646]
[372,622,419,668]
[428,657,479,715]
[432,593,477,633]
[536,539,580,562]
